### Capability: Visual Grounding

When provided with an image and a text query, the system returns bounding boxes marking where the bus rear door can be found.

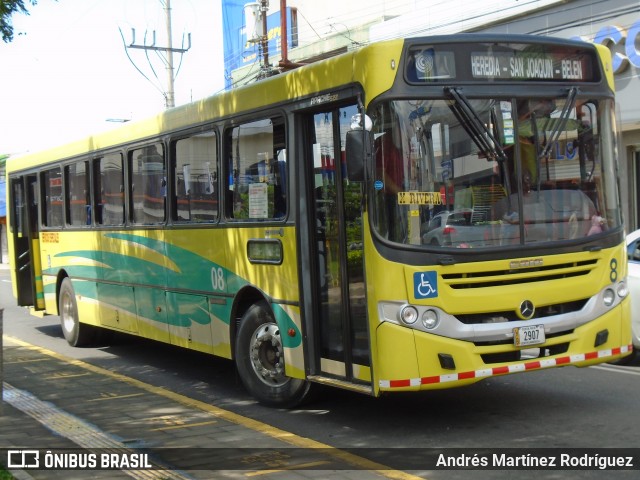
[10,174,45,309]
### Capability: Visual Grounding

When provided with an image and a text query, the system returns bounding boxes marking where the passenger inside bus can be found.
[492,99,602,241]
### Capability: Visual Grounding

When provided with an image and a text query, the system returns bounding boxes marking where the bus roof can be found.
[6,34,609,173]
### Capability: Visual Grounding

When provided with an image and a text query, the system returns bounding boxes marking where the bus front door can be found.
[302,105,372,392]
[10,175,44,309]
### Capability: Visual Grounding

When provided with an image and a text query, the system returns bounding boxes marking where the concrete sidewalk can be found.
[1,337,413,480]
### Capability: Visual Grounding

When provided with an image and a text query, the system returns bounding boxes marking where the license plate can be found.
[513,324,545,347]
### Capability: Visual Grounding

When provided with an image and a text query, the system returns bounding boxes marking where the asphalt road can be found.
[2,265,639,480]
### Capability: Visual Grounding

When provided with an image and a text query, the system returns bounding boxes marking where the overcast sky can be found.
[1,0,225,156]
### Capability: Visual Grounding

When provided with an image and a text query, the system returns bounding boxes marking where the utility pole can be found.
[260,0,269,76]
[247,0,302,79]
[278,0,304,70]
[126,0,191,109]
[165,0,176,108]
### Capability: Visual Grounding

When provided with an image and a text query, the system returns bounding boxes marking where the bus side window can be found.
[173,130,218,223]
[129,143,166,225]
[41,167,63,228]
[65,160,91,227]
[95,153,125,226]
[91,159,102,225]
[226,116,287,221]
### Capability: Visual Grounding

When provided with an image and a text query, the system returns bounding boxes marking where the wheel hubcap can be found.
[61,292,75,333]
[249,323,287,387]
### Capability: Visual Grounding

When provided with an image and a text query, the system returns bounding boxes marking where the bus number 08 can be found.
[211,267,226,291]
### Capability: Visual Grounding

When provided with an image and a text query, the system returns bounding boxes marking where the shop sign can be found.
[576,20,640,74]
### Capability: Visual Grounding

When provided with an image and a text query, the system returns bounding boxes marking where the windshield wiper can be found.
[446,87,508,163]
[528,87,578,193]
[446,87,512,196]
[537,87,578,162]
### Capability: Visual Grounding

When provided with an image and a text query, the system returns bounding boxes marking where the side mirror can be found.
[345,129,373,182]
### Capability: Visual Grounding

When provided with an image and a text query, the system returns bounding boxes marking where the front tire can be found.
[610,349,638,365]
[235,301,312,407]
[59,278,95,347]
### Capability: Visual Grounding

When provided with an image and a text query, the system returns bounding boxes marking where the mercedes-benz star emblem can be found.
[519,300,535,320]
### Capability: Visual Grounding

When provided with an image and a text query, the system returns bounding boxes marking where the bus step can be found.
[307,375,373,395]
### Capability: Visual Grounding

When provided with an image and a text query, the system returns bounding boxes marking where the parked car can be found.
[621,229,640,364]
[422,209,477,247]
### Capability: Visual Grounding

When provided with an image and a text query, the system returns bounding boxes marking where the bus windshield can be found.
[370,96,622,248]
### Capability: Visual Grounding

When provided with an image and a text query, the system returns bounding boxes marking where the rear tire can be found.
[235,301,312,408]
[59,278,96,347]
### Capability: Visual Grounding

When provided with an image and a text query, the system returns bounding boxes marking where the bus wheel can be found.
[59,278,94,347]
[235,302,312,408]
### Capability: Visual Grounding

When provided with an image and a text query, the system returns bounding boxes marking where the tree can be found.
[1,0,38,43]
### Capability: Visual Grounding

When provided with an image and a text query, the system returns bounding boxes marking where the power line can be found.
[122,0,192,108]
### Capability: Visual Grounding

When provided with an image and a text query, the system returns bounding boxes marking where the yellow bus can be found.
[6,34,632,407]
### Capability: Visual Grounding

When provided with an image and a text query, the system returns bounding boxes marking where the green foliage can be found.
[343,184,362,221]
[347,248,363,273]
[0,463,15,479]
[1,0,38,43]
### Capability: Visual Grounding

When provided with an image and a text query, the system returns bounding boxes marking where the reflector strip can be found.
[378,344,633,389]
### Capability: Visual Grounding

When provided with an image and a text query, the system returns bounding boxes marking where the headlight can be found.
[422,309,439,329]
[616,281,628,298]
[399,305,418,324]
[603,288,616,307]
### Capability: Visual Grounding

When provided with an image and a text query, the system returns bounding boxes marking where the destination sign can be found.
[470,52,591,81]
[406,43,599,83]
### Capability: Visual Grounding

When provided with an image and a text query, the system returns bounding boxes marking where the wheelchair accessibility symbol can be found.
[414,271,438,299]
